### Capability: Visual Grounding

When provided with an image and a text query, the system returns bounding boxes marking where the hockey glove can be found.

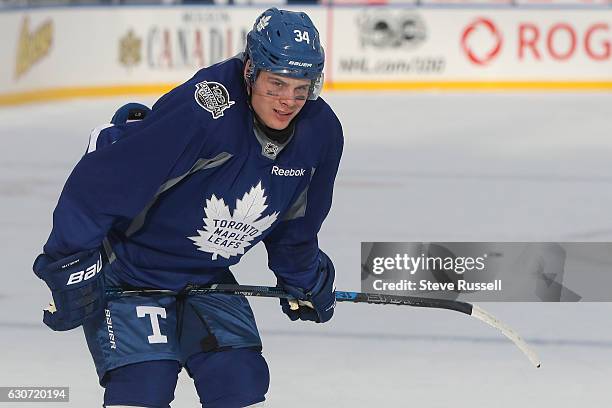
[33,249,105,331]
[278,250,336,323]
[110,102,151,125]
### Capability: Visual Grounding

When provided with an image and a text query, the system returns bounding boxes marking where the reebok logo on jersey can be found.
[271,166,305,177]
[194,81,235,119]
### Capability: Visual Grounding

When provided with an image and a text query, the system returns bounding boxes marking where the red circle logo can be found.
[461,18,503,66]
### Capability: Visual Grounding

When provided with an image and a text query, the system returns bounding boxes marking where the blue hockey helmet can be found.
[245,8,325,100]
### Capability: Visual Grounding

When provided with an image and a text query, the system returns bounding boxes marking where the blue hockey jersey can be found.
[41,56,343,292]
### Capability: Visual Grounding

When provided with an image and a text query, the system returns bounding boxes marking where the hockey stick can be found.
[106,284,541,368]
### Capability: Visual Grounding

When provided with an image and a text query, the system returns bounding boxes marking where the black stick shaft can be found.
[107,284,473,315]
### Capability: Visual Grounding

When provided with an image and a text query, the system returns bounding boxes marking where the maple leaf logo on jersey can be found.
[188,182,279,260]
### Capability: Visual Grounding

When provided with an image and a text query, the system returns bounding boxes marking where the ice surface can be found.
[1,93,611,407]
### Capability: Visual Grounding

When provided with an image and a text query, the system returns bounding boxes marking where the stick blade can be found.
[471,305,541,368]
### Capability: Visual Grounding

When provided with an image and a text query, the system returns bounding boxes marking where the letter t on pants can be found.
[136,306,168,344]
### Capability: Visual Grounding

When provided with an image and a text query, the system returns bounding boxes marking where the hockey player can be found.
[33,8,342,408]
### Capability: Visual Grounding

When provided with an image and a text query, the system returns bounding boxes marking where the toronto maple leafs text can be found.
[207,219,260,249]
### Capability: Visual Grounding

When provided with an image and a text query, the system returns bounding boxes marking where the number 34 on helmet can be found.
[245,7,325,101]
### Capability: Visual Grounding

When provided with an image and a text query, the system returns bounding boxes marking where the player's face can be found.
[250,71,311,130]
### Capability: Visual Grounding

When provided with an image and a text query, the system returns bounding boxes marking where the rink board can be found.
[1,6,612,105]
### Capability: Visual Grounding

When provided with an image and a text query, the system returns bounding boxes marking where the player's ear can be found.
[244,60,251,82]
[243,59,252,95]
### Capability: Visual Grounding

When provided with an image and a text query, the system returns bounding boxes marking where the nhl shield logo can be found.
[263,142,280,159]
[194,81,235,119]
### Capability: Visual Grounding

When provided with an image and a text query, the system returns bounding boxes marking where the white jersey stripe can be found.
[87,123,114,154]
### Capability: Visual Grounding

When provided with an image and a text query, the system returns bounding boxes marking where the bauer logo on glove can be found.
[33,250,106,331]
[65,256,102,285]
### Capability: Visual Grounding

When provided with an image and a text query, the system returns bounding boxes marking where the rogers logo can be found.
[461,18,503,66]
[518,22,610,61]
